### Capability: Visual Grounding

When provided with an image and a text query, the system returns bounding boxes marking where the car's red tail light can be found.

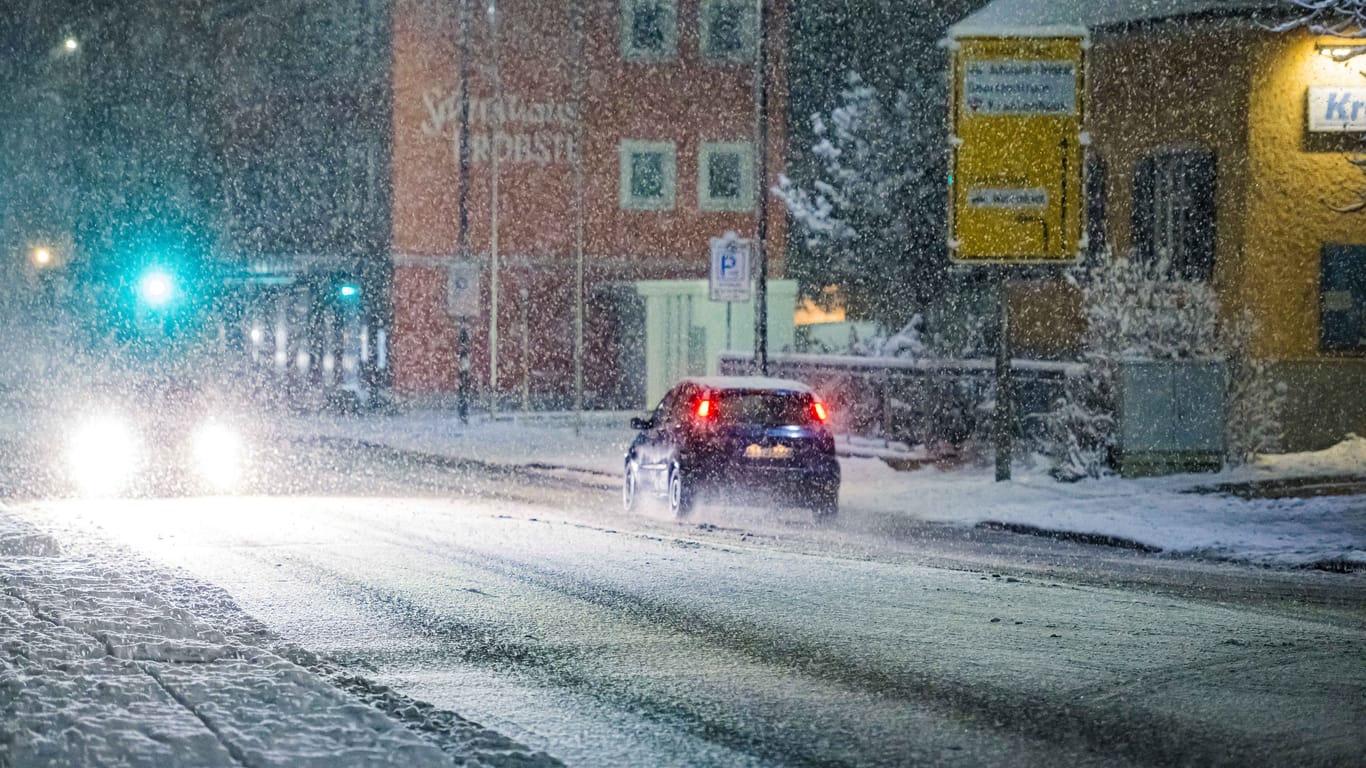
[812,401,828,422]
[695,398,713,419]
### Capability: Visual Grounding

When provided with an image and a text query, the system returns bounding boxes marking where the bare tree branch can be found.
[1273,0,1366,40]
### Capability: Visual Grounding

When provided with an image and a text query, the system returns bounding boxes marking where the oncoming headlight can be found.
[68,415,140,496]
[192,421,245,491]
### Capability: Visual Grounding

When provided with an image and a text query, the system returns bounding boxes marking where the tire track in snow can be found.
[215,505,1284,768]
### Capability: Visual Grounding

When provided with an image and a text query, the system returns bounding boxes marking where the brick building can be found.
[390,0,790,407]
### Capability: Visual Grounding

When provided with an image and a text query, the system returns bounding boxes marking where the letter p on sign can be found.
[709,235,752,303]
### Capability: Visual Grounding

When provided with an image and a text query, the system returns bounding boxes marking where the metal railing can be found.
[719,352,1078,446]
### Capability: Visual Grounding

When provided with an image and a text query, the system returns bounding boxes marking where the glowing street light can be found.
[32,247,53,267]
[63,37,78,52]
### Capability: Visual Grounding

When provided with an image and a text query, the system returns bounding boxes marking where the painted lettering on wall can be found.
[420,85,580,165]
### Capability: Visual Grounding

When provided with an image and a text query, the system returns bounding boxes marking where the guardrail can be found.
[719,352,1080,447]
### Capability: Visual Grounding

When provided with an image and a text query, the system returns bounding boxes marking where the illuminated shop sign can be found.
[1308,86,1366,132]
[420,86,581,165]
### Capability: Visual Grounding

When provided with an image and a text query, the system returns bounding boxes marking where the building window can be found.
[620,0,677,62]
[698,141,754,211]
[1321,245,1366,353]
[619,140,676,210]
[700,0,755,62]
[1131,150,1216,281]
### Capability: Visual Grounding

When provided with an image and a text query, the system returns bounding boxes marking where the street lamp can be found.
[32,246,53,268]
[63,37,78,52]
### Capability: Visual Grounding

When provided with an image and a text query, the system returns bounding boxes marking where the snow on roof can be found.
[680,375,814,393]
[948,0,1279,38]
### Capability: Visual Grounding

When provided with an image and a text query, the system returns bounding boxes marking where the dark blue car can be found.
[623,376,840,518]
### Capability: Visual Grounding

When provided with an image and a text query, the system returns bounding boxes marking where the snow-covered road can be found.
[6,436,1365,767]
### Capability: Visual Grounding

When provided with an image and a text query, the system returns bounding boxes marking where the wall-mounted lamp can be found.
[1317,41,1366,61]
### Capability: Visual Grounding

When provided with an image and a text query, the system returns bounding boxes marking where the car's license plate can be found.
[744,443,792,459]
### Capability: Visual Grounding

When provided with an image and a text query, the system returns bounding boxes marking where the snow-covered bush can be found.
[1044,252,1211,480]
[1043,250,1284,479]
[1222,310,1287,465]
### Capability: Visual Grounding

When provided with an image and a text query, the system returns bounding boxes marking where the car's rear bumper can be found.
[690,456,839,491]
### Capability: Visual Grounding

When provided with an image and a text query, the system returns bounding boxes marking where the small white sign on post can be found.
[447,261,481,317]
[709,234,752,302]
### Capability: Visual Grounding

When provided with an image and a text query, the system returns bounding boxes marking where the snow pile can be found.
[841,457,1366,567]
[0,510,456,768]
[1253,434,1366,478]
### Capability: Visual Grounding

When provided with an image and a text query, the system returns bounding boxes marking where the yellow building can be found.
[951,0,1366,451]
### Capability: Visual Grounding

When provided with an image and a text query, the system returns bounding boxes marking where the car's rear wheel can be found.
[668,464,694,518]
[810,485,839,520]
[623,461,641,512]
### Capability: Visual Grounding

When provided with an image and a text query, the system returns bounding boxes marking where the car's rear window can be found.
[712,391,813,426]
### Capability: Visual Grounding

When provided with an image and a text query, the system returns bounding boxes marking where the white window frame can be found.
[699,0,756,63]
[619,140,677,211]
[698,141,754,211]
[620,0,677,63]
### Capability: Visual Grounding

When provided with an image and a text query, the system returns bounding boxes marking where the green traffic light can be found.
[138,268,175,308]
[339,283,360,299]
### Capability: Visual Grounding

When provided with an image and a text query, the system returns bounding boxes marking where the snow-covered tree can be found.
[775,73,945,328]
[1043,250,1283,480]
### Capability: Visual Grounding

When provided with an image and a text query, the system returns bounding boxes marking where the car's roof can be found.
[678,376,814,394]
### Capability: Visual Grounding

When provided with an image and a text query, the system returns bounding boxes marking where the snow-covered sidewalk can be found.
[0,509,554,767]
[285,408,1366,569]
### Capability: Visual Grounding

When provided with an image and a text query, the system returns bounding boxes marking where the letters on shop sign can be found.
[1308,87,1366,132]
[420,85,581,165]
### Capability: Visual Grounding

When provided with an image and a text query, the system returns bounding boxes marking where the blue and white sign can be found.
[709,234,752,302]
[1308,86,1366,132]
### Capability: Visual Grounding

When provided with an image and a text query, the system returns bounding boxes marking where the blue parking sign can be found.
[709,234,752,302]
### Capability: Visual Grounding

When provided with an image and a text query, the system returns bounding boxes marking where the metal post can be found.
[571,0,586,435]
[994,271,1014,482]
[752,0,770,376]
[520,284,530,414]
[458,319,470,424]
[456,0,473,419]
[726,301,733,351]
[487,0,501,416]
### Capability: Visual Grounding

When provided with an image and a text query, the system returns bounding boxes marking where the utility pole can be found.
[752,0,770,376]
[487,0,501,416]
[571,0,586,433]
[455,0,474,424]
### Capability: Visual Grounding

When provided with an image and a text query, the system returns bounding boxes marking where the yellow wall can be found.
[1244,29,1366,359]
[1082,22,1366,448]
[1087,23,1366,361]
[1087,21,1256,316]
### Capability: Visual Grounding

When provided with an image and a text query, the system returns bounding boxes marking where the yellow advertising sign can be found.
[949,36,1085,263]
